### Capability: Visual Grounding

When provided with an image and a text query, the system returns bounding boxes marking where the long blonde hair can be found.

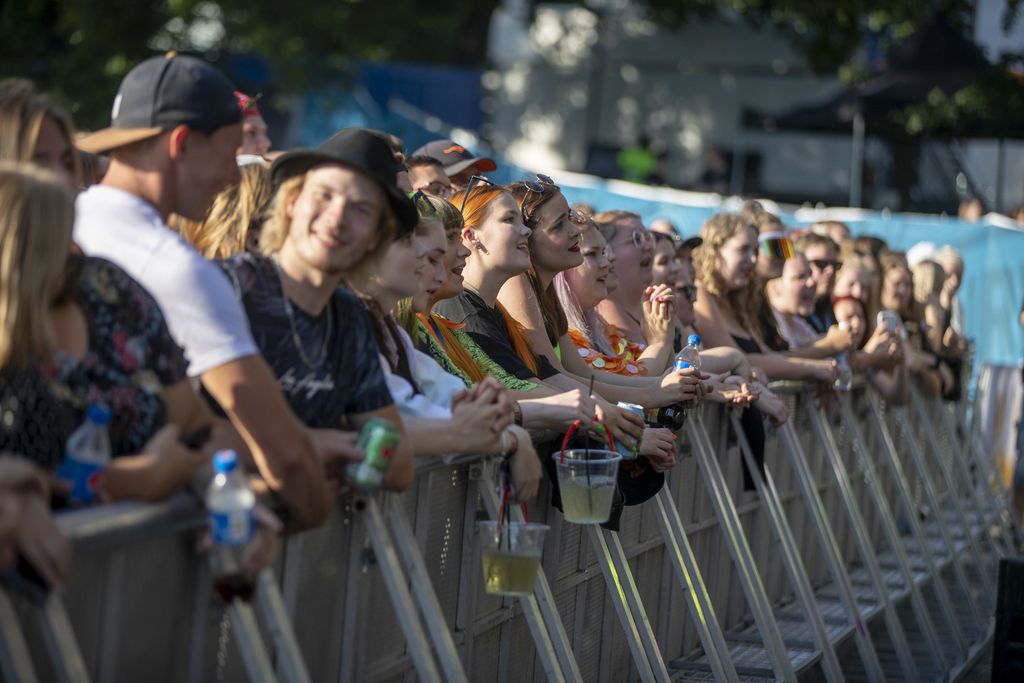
[695,212,759,334]
[178,164,272,258]
[0,162,74,368]
[0,79,82,185]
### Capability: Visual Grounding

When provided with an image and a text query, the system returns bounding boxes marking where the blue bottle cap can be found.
[86,404,112,426]
[212,450,238,474]
[687,334,701,347]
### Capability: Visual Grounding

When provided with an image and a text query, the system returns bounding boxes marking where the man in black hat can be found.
[74,53,333,529]
[411,138,496,191]
[217,128,416,491]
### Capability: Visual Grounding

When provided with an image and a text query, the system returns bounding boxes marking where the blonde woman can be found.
[694,213,837,384]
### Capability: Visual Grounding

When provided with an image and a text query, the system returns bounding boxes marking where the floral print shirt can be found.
[568,323,649,376]
[39,257,188,458]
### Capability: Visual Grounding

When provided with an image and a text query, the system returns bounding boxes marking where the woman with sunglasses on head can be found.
[346,194,542,500]
[694,213,839,384]
[590,211,658,346]
[435,180,687,457]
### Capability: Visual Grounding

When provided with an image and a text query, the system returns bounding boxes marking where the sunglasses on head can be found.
[809,259,842,271]
[759,234,794,260]
[626,230,654,250]
[408,190,439,220]
[458,175,497,212]
[517,174,586,228]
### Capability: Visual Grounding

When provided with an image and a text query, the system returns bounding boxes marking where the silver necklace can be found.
[273,259,333,370]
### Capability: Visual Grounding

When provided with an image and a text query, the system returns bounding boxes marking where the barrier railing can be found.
[0,370,1016,682]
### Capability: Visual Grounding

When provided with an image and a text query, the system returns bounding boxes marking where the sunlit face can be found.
[175,123,243,221]
[564,227,613,309]
[881,266,912,311]
[716,227,758,290]
[432,221,472,304]
[408,163,453,199]
[833,298,867,347]
[238,114,271,156]
[282,164,384,276]
[410,221,448,313]
[608,217,653,292]
[465,192,532,275]
[833,264,870,303]
[803,242,839,299]
[528,192,583,275]
[651,237,681,287]
[768,254,815,316]
[32,115,76,191]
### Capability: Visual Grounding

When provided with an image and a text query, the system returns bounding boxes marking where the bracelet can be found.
[500,428,519,456]
[512,402,523,426]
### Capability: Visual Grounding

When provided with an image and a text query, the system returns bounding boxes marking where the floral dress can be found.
[568,323,649,376]
[37,257,189,459]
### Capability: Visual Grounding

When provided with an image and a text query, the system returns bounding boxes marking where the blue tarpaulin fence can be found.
[300,87,1024,370]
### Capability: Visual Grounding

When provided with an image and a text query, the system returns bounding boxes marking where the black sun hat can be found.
[270,128,418,235]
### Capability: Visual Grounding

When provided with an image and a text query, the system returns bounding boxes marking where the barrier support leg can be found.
[383,493,469,683]
[836,394,957,669]
[687,411,798,682]
[226,600,277,683]
[0,589,38,683]
[362,497,443,683]
[806,401,920,682]
[651,484,738,681]
[254,570,313,683]
[37,594,91,683]
[775,420,886,683]
[729,411,846,683]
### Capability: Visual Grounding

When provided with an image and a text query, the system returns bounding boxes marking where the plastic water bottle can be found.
[206,450,256,602]
[674,334,702,373]
[834,352,853,392]
[55,404,112,505]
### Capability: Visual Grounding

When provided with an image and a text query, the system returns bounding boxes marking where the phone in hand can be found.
[877,310,906,338]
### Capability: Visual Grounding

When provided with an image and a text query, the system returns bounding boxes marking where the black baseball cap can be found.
[77,52,242,154]
[270,128,418,235]
[412,138,496,177]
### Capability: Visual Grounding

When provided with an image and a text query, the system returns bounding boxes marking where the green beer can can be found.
[349,418,400,489]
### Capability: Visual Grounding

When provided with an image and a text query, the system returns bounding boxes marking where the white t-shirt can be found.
[74,185,258,377]
[379,325,466,420]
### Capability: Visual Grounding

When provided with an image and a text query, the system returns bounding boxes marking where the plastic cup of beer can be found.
[478,521,548,596]
[552,449,622,524]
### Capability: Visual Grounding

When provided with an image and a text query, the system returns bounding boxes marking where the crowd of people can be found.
[0,54,972,596]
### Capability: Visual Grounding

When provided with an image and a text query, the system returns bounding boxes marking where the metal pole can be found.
[254,570,313,683]
[362,497,443,683]
[728,411,845,683]
[837,393,956,668]
[37,595,91,683]
[686,411,798,682]
[806,400,920,682]
[227,601,277,683]
[849,109,865,207]
[0,589,39,683]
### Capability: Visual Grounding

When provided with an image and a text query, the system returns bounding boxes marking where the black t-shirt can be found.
[216,254,393,428]
[757,300,789,353]
[434,290,558,381]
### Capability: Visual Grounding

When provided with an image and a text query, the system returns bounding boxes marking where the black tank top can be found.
[731,334,762,355]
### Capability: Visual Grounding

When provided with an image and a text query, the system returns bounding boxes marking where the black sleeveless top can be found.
[731,334,762,355]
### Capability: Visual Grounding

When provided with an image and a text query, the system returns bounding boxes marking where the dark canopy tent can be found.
[743,16,1024,207]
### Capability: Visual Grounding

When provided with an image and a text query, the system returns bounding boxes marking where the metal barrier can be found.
[0,372,1015,682]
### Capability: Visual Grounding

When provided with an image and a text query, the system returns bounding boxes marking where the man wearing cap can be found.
[74,53,332,529]
[412,138,496,191]
[215,128,415,491]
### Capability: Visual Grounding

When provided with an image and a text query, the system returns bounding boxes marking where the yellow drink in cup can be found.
[478,521,548,596]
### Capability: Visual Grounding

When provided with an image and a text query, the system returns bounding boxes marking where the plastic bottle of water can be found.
[674,334,702,373]
[206,450,256,601]
[834,352,853,392]
[56,404,112,505]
